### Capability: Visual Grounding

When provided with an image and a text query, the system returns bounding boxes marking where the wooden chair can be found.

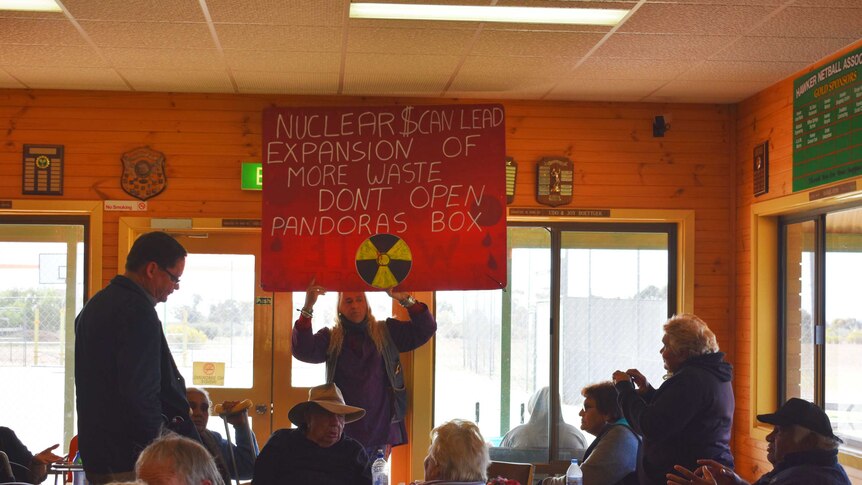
[487,460,535,485]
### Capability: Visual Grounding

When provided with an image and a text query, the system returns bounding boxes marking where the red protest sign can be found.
[261,104,507,292]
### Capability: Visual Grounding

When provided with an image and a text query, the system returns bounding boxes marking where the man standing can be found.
[75,231,200,484]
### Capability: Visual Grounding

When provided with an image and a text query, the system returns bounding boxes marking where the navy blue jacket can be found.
[75,275,199,477]
[252,428,371,485]
[753,449,850,485]
[616,352,734,485]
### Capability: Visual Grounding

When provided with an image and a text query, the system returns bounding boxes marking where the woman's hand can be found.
[304,278,326,310]
[612,370,632,385]
[385,287,410,303]
[625,368,650,394]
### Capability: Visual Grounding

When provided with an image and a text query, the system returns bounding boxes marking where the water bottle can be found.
[72,451,85,485]
[565,458,583,485]
[371,449,388,485]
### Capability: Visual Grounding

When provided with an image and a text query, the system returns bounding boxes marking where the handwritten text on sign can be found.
[261,104,507,292]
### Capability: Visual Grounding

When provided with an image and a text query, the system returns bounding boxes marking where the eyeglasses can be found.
[160,266,181,285]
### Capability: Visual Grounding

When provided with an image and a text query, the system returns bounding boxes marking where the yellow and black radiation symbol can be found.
[355,234,412,289]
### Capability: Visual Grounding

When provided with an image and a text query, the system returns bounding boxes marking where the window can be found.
[434,223,676,461]
[0,219,87,452]
[780,203,862,451]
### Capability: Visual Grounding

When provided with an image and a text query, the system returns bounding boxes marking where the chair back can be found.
[488,460,534,485]
[1,450,15,483]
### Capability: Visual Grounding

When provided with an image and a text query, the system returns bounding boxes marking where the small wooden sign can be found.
[754,141,769,197]
[506,157,517,204]
[23,144,64,195]
[536,157,573,207]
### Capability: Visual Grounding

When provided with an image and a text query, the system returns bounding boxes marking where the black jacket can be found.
[252,428,371,485]
[74,275,199,477]
[616,352,734,485]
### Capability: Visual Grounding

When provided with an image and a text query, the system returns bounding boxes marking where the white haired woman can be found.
[612,314,734,485]
[411,419,490,485]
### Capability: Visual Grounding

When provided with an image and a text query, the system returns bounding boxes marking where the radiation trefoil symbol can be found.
[355,234,412,289]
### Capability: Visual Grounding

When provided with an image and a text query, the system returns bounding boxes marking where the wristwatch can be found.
[398,295,417,308]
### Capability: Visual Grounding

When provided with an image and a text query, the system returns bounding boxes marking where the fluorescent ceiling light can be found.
[0,0,61,12]
[350,3,628,26]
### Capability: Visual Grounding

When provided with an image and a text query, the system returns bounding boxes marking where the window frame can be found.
[778,201,862,448]
[433,216,683,465]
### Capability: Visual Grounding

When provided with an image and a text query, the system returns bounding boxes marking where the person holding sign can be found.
[291,280,437,458]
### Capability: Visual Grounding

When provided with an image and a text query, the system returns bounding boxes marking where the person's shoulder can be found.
[604,423,640,444]
[771,462,852,484]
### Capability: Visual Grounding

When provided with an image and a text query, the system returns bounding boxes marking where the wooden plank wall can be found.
[734,39,862,483]
[0,89,735,458]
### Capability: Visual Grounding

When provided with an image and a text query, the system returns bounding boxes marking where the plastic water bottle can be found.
[565,458,583,485]
[371,449,389,485]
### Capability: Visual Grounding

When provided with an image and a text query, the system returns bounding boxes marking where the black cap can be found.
[757,398,842,443]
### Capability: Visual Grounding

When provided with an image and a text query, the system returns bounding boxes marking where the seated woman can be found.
[542,382,640,485]
[252,383,370,485]
[499,386,587,461]
[411,419,489,485]
[186,387,258,484]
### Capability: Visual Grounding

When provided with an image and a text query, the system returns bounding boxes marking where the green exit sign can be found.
[241,162,262,190]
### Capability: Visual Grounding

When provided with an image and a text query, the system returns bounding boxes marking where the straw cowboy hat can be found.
[288,383,366,425]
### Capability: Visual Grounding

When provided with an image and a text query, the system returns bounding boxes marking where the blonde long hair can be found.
[327,292,387,356]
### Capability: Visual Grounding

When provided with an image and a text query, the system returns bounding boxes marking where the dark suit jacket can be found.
[74,275,199,477]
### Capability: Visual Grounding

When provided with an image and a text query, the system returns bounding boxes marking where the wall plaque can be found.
[536,157,573,207]
[753,141,769,196]
[121,147,167,201]
[23,144,64,195]
[505,157,517,204]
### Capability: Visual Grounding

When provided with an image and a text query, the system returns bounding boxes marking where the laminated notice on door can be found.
[192,361,225,386]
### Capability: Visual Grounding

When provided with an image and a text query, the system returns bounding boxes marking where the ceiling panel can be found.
[205,0,345,26]
[223,50,341,73]
[762,7,862,39]
[0,44,107,68]
[617,3,775,35]
[571,58,690,80]
[647,78,774,103]
[591,33,735,60]
[62,0,206,22]
[6,66,127,90]
[678,60,811,82]
[234,71,339,95]
[0,18,85,45]
[216,24,342,51]
[459,55,574,78]
[79,21,215,49]
[101,48,224,70]
[472,29,606,58]
[348,26,475,54]
[548,78,666,101]
[118,68,234,92]
[711,37,859,63]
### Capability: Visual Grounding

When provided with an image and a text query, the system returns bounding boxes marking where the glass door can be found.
[0,219,86,453]
[434,223,677,464]
[120,222,275,443]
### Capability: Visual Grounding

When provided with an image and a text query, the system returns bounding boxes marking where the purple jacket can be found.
[292,303,436,448]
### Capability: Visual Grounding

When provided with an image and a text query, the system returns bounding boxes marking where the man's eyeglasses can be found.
[160,266,181,284]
